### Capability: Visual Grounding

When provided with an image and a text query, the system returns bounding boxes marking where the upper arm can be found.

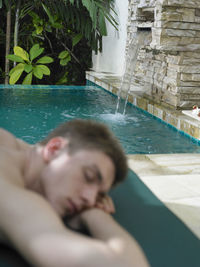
[0,184,115,267]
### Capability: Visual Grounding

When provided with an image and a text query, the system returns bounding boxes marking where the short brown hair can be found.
[40,119,128,186]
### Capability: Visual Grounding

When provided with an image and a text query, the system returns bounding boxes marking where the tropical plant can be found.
[43,0,118,53]
[0,0,118,85]
[7,44,54,84]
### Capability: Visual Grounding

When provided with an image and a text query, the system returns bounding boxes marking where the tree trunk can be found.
[5,1,11,84]
[13,0,21,67]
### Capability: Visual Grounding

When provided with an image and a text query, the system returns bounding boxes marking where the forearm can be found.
[81,209,150,267]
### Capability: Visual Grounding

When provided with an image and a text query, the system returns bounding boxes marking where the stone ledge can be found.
[86,70,200,140]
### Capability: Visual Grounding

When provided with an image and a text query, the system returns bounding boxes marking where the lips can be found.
[67,199,79,214]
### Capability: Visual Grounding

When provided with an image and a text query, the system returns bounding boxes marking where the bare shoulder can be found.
[0,128,29,150]
[0,181,70,261]
[0,128,18,147]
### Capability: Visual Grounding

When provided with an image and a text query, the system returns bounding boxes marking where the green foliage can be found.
[30,44,44,61]
[9,63,24,84]
[0,0,11,10]
[29,3,63,36]
[0,0,118,85]
[42,0,118,53]
[57,32,82,82]
[72,33,82,47]
[6,54,24,63]
[36,56,54,64]
[56,71,68,85]
[7,44,53,84]
[59,51,71,66]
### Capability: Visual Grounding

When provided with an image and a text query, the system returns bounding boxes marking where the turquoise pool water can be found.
[0,85,200,154]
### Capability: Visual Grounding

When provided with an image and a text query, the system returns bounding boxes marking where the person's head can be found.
[39,119,128,217]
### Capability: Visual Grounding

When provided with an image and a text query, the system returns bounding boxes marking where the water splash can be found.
[99,113,138,125]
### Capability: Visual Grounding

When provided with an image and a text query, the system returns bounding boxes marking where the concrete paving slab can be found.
[128,154,200,239]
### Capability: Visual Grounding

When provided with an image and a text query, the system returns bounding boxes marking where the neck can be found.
[23,145,45,195]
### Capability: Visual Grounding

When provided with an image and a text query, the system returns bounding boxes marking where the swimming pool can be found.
[0,85,200,154]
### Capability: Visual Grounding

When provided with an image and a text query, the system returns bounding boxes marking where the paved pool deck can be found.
[128,154,200,239]
[86,70,200,240]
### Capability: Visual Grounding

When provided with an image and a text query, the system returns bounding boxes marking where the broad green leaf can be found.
[14,46,29,62]
[98,10,107,36]
[82,0,96,25]
[24,64,33,73]
[37,65,50,75]
[0,0,2,9]
[30,44,44,61]
[6,54,24,63]
[36,56,54,64]
[82,0,92,17]
[9,63,25,76]
[60,54,71,66]
[33,66,43,79]
[22,72,33,85]
[9,63,24,84]
[58,50,69,59]
[69,0,74,4]
[72,33,82,47]
[91,2,97,29]
[9,68,16,76]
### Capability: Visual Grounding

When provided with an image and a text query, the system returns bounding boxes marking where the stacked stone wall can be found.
[127,0,200,109]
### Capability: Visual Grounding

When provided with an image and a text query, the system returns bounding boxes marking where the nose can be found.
[81,187,98,208]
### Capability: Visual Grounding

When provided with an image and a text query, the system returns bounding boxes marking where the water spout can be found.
[116,31,151,114]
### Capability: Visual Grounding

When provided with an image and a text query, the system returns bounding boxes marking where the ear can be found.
[42,137,68,162]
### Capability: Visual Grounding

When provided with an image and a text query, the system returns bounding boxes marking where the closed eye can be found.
[83,165,103,186]
[83,167,96,183]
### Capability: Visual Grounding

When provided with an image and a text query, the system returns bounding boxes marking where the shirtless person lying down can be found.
[0,119,149,267]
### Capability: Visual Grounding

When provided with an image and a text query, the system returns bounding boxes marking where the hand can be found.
[65,195,115,231]
[95,194,115,214]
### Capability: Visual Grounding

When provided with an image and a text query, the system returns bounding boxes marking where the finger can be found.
[95,202,104,209]
[100,195,115,214]
[105,196,115,213]
[106,196,115,213]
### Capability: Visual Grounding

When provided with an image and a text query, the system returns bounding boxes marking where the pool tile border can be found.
[0,84,92,90]
[86,71,200,144]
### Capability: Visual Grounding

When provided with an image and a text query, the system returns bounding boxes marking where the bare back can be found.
[0,129,30,242]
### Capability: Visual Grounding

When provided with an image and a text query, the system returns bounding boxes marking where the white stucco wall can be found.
[92,0,128,75]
